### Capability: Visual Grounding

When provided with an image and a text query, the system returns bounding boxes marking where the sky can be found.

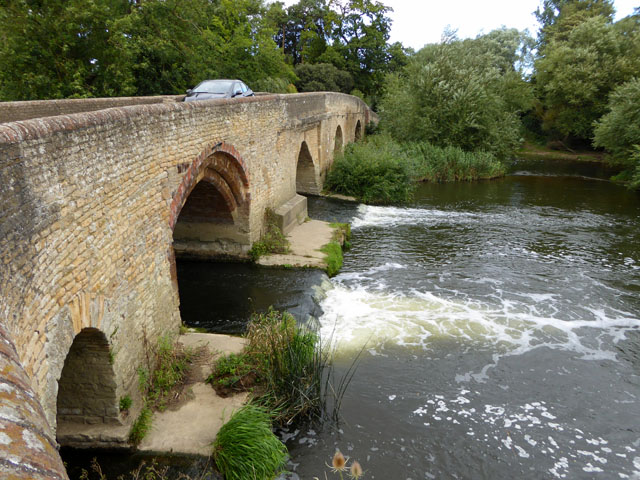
[279,0,639,50]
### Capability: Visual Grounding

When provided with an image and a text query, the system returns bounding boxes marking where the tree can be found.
[593,78,640,181]
[534,11,640,143]
[294,63,353,92]
[0,0,295,99]
[328,0,393,96]
[379,30,533,159]
[535,0,615,50]
[0,0,133,99]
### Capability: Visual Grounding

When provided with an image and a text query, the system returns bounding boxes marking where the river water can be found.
[175,158,640,479]
[69,158,639,479]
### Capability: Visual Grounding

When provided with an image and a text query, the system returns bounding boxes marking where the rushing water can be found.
[279,159,640,480]
[67,158,640,479]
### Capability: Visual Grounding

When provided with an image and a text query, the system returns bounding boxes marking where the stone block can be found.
[274,194,308,235]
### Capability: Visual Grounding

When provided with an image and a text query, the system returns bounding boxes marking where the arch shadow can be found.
[334,125,343,159]
[354,120,362,142]
[296,141,319,195]
[56,328,119,431]
[170,142,251,261]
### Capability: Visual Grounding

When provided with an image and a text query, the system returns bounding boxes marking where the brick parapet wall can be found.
[0,92,370,442]
[0,323,68,480]
[0,95,185,124]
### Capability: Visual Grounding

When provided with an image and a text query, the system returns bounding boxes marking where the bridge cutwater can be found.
[0,92,374,478]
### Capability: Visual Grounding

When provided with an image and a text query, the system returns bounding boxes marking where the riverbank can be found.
[516,141,611,163]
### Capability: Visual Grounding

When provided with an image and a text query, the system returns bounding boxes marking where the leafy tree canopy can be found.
[0,0,295,99]
[378,29,534,159]
[533,6,640,143]
[294,63,353,93]
[593,78,640,162]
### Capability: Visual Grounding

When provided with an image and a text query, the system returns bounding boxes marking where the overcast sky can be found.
[279,0,639,50]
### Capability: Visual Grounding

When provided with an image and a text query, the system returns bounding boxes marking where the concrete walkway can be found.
[256,219,337,269]
[138,333,247,456]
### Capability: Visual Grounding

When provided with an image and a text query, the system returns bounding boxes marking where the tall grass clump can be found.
[213,405,288,480]
[405,142,505,181]
[247,309,325,425]
[208,308,344,426]
[325,134,506,205]
[325,134,415,204]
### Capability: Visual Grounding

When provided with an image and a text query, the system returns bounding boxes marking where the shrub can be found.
[253,77,295,94]
[325,135,415,204]
[213,405,288,480]
[593,78,640,188]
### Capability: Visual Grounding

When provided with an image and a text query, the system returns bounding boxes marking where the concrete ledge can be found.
[274,194,308,235]
[257,219,341,270]
[138,333,247,456]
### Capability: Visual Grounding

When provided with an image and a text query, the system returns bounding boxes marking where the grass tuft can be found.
[321,242,343,278]
[208,308,338,426]
[213,405,288,480]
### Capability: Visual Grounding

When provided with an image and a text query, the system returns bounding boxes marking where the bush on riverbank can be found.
[325,135,414,204]
[325,135,505,204]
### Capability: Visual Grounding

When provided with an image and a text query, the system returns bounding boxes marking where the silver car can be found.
[183,79,254,102]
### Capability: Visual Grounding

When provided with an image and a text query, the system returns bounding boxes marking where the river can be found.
[66,157,640,479]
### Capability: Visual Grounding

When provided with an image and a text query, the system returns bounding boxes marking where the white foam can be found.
[319,280,639,364]
[351,204,477,229]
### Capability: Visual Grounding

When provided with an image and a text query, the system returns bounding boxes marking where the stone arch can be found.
[171,142,251,260]
[354,120,362,142]
[334,125,343,158]
[56,328,119,432]
[296,141,319,195]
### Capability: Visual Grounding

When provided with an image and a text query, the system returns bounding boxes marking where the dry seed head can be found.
[332,450,347,471]
[350,460,363,478]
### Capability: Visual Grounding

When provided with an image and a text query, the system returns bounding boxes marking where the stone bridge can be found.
[0,93,372,478]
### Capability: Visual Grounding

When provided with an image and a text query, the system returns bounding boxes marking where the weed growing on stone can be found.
[128,405,152,446]
[212,404,288,480]
[249,209,290,260]
[207,353,256,395]
[119,395,132,412]
[128,335,192,445]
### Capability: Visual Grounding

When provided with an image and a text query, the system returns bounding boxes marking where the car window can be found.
[241,82,248,93]
[195,80,233,94]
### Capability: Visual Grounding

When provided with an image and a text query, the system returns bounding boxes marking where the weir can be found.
[0,92,374,474]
